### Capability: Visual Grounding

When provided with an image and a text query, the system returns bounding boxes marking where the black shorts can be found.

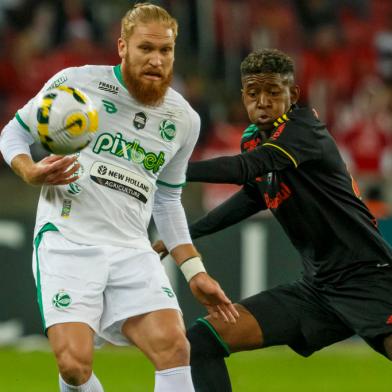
[239,264,392,357]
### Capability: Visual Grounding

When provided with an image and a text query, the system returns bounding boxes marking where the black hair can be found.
[240,48,294,77]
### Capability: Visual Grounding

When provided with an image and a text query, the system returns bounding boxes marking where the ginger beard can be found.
[123,55,173,107]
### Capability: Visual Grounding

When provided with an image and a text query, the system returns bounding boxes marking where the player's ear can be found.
[118,38,126,59]
[290,85,300,105]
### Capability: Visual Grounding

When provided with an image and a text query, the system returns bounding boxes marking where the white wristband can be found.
[180,256,206,282]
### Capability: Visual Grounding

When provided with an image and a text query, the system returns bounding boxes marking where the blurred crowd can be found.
[0,0,391,215]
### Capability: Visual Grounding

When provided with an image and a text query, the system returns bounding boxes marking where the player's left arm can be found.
[152,185,239,323]
[187,109,323,184]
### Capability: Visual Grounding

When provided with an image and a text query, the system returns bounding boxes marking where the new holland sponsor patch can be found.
[90,161,153,203]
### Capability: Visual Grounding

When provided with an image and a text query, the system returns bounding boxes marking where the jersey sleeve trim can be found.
[262,142,298,167]
[156,179,186,188]
[15,112,31,133]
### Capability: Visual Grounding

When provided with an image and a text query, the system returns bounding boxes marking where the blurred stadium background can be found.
[0,0,392,390]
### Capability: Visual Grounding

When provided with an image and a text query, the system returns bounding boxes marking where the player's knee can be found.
[55,346,92,385]
[187,319,230,361]
[148,327,190,369]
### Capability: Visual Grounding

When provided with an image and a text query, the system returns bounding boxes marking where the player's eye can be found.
[269,90,280,96]
[161,47,173,55]
[246,90,258,98]
[139,45,152,52]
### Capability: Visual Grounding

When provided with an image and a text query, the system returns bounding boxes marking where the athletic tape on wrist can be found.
[180,256,206,282]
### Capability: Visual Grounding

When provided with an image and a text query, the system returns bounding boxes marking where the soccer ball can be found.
[29,85,99,155]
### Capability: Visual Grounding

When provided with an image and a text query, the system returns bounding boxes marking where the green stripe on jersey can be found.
[156,180,186,188]
[15,112,31,133]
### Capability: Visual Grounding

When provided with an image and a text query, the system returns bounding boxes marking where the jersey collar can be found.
[113,64,127,89]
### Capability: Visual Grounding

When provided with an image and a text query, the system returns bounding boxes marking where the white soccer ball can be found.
[29,86,99,155]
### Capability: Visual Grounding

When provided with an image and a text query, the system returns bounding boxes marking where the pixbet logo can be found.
[93,133,165,173]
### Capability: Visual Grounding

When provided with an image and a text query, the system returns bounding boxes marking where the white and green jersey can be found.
[16,65,200,249]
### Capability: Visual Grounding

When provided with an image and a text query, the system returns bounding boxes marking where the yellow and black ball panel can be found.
[36,93,57,136]
[87,109,99,133]
[64,111,88,137]
[57,86,87,104]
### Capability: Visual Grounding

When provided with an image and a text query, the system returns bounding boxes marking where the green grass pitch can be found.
[0,341,391,391]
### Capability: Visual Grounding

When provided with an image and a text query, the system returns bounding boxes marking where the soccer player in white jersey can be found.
[0,3,239,391]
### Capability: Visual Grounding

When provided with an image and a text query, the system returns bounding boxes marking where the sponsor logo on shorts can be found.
[159,119,176,141]
[133,112,147,130]
[162,286,175,298]
[52,291,72,309]
[90,161,153,203]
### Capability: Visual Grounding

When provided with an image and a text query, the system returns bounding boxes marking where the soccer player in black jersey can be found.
[154,48,392,391]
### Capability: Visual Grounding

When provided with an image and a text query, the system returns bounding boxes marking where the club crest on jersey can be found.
[159,119,176,141]
[52,291,72,309]
[133,112,147,130]
[67,182,82,195]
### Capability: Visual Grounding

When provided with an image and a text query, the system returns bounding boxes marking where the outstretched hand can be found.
[21,155,80,186]
[189,272,239,323]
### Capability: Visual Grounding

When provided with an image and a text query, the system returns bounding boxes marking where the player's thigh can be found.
[48,322,95,365]
[99,247,181,345]
[238,281,353,356]
[204,303,263,352]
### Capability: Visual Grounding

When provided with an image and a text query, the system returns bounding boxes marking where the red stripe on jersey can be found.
[271,123,287,141]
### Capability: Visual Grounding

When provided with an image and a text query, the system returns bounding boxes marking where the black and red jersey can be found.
[187,106,392,283]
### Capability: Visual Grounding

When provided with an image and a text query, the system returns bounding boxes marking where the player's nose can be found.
[257,92,270,107]
[148,53,163,67]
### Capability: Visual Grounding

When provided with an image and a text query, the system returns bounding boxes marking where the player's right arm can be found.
[0,111,80,186]
[0,67,82,186]
[11,154,80,186]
